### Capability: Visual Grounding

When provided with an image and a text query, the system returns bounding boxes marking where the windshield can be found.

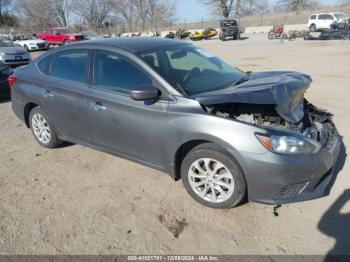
[0,39,15,47]
[139,45,244,96]
[334,13,347,19]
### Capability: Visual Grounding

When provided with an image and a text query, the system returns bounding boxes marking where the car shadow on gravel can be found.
[318,141,349,259]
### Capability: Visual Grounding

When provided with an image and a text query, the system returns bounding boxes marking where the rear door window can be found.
[310,15,316,20]
[50,50,88,83]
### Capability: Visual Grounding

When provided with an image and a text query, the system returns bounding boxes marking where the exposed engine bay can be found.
[205,100,337,147]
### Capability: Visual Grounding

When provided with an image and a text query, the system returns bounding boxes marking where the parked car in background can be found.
[11,38,340,209]
[0,61,13,99]
[0,38,31,67]
[15,38,48,51]
[81,30,104,40]
[219,19,240,41]
[308,13,348,31]
[38,28,85,45]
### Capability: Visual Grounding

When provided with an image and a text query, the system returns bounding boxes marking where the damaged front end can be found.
[190,70,341,204]
[204,100,338,150]
[195,71,338,151]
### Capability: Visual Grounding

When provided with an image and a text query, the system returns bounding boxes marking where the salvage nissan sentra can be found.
[10,38,340,208]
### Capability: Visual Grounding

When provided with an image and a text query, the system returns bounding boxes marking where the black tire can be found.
[310,24,316,32]
[181,143,247,209]
[219,32,226,41]
[63,39,69,45]
[235,32,240,40]
[29,106,62,148]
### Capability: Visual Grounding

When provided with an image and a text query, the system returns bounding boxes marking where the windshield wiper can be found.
[234,71,252,86]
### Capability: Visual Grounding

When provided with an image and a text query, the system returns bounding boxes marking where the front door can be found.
[87,50,169,168]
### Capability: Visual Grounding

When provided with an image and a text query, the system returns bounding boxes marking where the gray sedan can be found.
[10,38,341,208]
[0,38,31,67]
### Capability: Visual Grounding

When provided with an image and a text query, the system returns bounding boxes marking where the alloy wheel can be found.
[188,158,235,203]
[31,113,51,144]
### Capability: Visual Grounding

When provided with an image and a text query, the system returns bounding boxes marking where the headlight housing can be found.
[256,134,321,154]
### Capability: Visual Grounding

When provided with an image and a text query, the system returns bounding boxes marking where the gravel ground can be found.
[0,35,349,255]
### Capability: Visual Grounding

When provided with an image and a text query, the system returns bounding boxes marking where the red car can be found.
[38,28,85,45]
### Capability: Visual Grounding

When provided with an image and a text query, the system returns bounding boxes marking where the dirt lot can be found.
[0,35,349,255]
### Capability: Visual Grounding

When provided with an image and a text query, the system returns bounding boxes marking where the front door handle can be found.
[89,102,107,112]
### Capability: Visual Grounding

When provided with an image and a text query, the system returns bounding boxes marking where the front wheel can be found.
[29,106,62,148]
[235,32,240,40]
[310,24,317,32]
[181,143,246,209]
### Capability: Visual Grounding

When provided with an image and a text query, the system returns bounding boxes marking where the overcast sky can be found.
[176,0,341,22]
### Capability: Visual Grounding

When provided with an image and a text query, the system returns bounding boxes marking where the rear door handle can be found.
[89,102,107,112]
[43,90,54,98]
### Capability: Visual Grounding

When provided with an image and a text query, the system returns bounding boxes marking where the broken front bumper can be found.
[241,132,341,205]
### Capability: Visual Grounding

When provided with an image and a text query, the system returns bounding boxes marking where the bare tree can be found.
[275,0,317,12]
[73,0,113,30]
[15,0,56,31]
[49,0,70,27]
[148,0,176,31]
[199,0,235,18]
[130,0,149,31]
[113,0,136,31]
[240,0,268,16]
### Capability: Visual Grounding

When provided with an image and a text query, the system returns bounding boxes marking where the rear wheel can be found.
[181,143,246,209]
[29,106,62,148]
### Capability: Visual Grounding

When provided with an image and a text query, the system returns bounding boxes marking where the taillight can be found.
[8,74,17,92]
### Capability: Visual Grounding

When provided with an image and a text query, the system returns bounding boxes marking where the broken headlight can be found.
[256,134,321,154]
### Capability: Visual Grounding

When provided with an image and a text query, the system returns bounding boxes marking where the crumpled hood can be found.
[193,71,312,124]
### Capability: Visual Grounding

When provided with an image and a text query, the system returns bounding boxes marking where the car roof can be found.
[69,37,190,53]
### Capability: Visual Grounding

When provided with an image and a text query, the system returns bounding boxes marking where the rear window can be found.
[37,57,50,74]
[310,15,316,20]
[50,50,88,83]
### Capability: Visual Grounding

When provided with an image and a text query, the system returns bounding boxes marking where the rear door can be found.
[86,49,169,168]
[318,14,327,29]
[38,49,92,143]
[325,14,336,28]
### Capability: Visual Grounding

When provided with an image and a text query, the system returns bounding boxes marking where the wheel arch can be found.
[24,102,39,128]
[310,23,317,30]
[173,138,247,183]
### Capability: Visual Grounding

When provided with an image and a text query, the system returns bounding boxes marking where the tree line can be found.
[0,0,176,33]
[0,0,347,33]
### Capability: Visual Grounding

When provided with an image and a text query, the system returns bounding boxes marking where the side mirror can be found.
[129,86,160,101]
